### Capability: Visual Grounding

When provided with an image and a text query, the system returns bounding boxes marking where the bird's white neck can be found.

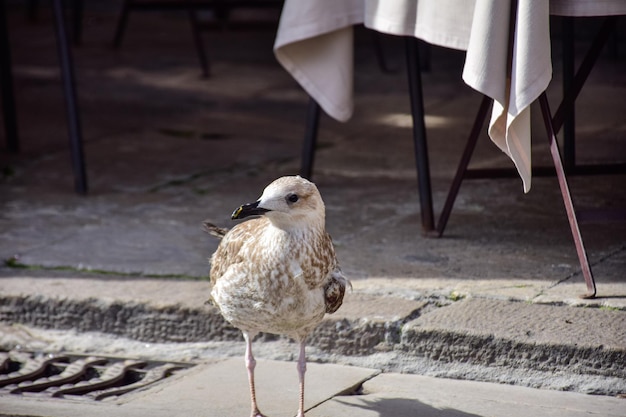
[264,217,325,243]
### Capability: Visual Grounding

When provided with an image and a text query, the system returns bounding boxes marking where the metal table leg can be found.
[188,8,210,78]
[435,95,491,236]
[113,0,131,48]
[562,17,575,172]
[300,98,320,180]
[552,16,617,136]
[70,0,83,46]
[405,36,435,234]
[433,5,607,298]
[0,0,19,153]
[539,93,596,298]
[52,0,88,194]
[299,37,436,234]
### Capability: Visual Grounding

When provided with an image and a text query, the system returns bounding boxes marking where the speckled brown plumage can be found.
[203,176,349,417]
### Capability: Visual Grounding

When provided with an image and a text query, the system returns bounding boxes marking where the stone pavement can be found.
[1,358,625,417]
[0,3,625,415]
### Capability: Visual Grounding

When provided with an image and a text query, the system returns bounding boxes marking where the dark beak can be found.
[231,201,270,220]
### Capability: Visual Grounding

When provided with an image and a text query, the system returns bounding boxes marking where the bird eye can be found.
[287,194,299,203]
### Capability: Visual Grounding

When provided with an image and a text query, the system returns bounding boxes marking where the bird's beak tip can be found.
[231,206,244,220]
[231,201,269,220]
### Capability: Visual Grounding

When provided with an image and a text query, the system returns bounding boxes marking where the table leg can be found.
[562,17,575,172]
[52,0,88,194]
[436,95,491,236]
[300,98,320,180]
[113,0,131,48]
[187,7,210,78]
[0,0,19,153]
[405,37,435,234]
[552,16,617,136]
[539,93,596,299]
[70,0,83,46]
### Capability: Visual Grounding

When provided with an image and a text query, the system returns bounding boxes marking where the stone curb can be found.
[2,293,624,387]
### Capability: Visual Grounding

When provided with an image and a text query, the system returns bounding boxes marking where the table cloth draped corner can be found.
[273,0,624,193]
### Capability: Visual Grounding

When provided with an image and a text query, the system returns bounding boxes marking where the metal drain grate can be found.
[0,350,193,400]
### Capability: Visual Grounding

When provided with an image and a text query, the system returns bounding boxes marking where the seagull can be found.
[203,175,349,417]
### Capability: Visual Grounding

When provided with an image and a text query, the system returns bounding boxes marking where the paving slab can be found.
[308,372,626,417]
[0,358,379,417]
[0,276,211,307]
[404,297,626,349]
[399,297,626,393]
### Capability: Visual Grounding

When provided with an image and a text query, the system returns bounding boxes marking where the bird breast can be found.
[211,226,329,337]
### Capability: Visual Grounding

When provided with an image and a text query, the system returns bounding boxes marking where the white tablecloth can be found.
[274,0,626,192]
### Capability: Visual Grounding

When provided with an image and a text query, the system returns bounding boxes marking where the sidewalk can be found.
[1,357,625,417]
[0,3,625,415]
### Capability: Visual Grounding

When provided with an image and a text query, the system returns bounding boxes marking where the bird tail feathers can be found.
[202,221,228,239]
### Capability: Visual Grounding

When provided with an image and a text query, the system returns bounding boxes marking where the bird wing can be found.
[324,267,350,314]
[316,233,350,314]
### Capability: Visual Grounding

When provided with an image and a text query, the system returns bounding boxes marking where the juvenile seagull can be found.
[204,176,349,417]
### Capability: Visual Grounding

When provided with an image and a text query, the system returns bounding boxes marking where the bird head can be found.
[231,176,325,230]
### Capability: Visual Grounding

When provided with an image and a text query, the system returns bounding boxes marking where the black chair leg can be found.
[27,0,39,21]
[52,0,88,194]
[436,95,491,236]
[188,8,210,78]
[71,0,83,46]
[300,97,320,180]
[0,1,19,153]
[405,36,435,234]
[113,0,131,48]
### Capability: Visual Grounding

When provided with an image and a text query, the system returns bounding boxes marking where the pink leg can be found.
[296,339,307,417]
[244,332,265,417]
